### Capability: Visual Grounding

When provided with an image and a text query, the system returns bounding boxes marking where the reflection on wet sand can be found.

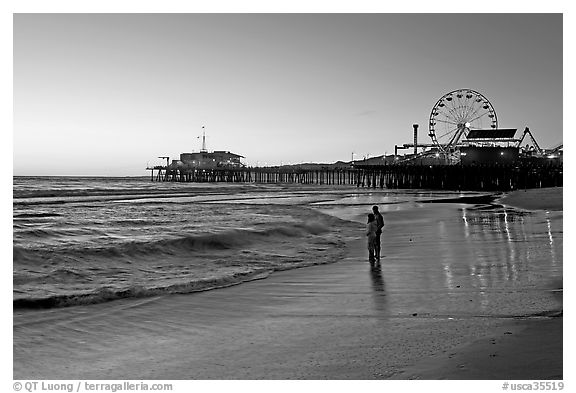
[464,206,560,282]
[369,261,387,312]
[378,203,562,317]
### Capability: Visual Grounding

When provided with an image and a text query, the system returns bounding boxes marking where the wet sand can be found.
[13,188,563,380]
[397,316,562,380]
[398,187,564,380]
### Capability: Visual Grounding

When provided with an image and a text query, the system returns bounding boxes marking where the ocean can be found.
[13,177,563,315]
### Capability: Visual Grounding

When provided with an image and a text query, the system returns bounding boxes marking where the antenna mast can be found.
[200,126,207,153]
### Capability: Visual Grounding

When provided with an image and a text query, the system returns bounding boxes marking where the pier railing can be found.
[146,163,562,191]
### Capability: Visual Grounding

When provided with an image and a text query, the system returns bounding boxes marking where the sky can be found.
[13,12,564,176]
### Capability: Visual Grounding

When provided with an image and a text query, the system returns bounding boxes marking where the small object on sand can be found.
[412,313,418,316]
[504,331,513,335]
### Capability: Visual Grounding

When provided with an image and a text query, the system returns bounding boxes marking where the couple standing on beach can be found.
[366,206,384,263]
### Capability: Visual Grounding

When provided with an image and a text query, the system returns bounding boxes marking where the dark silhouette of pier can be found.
[147,160,562,192]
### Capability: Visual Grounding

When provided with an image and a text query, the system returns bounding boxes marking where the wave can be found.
[12,219,348,309]
[111,218,166,227]
[13,188,165,200]
[13,268,91,285]
[15,228,66,239]
[14,221,330,264]
[126,222,328,254]
[13,269,273,309]
[14,212,62,218]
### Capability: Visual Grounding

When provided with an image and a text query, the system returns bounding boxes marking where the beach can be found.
[397,187,563,380]
[13,184,562,380]
[498,187,563,212]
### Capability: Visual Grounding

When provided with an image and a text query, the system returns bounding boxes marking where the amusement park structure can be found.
[394,88,561,165]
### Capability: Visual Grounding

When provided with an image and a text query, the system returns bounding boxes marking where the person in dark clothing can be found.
[372,206,384,259]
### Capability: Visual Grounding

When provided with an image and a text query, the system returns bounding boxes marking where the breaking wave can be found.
[13,220,346,309]
[13,269,273,309]
[14,222,329,263]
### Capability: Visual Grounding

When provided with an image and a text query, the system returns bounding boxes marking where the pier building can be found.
[177,151,245,169]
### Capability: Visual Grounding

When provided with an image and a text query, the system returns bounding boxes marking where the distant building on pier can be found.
[174,150,245,169]
[459,128,519,165]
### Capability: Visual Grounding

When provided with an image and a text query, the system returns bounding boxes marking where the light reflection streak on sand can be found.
[520,214,528,242]
[546,212,554,246]
[546,212,558,267]
[502,208,517,276]
[442,264,454,290]
[503,208,512,243]
[436,220,455,292]
[500,212,519,282]
[461,208,470,238]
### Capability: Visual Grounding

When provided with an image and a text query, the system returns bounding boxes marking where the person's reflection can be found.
[370,262,387,312]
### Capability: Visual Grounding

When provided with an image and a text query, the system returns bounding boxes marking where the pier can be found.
[147,166,359,186]
[147,161,562,192]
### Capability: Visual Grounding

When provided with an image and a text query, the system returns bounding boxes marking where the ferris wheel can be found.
[428,89,498,152]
